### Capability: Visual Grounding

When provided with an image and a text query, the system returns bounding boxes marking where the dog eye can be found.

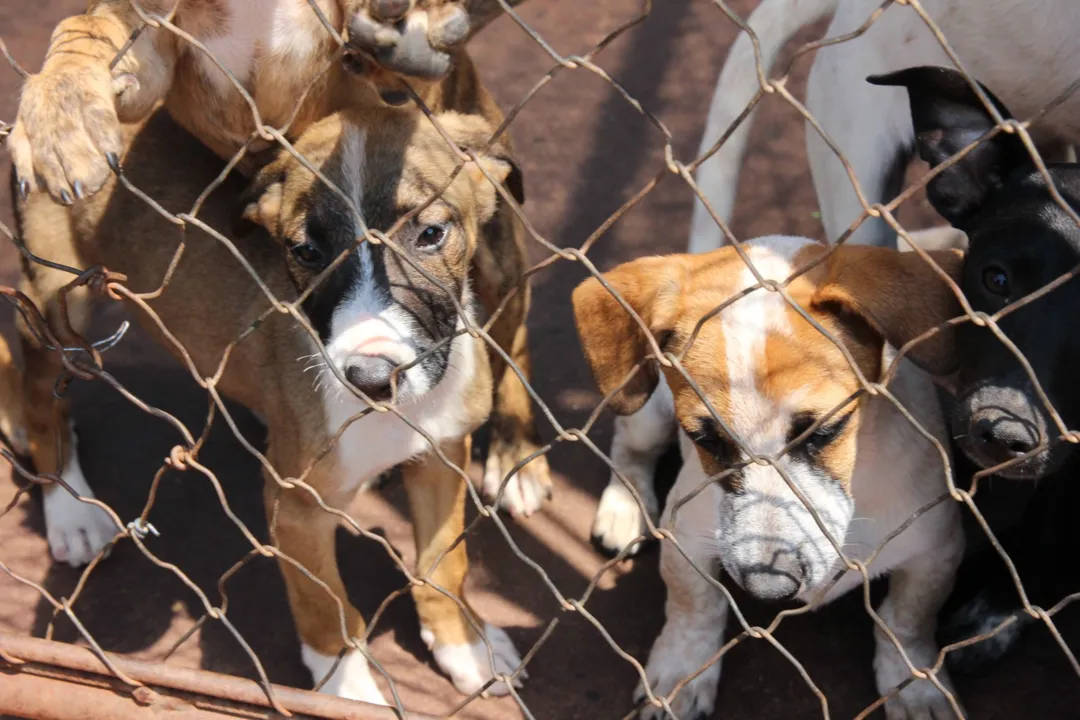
[291,241,325,269]
[687,417,735,462]
[417,224,448,249]
[982,265,1010,298]
[789,412,852,456]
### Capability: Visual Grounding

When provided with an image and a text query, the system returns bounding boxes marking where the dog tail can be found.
[687,0,839,254]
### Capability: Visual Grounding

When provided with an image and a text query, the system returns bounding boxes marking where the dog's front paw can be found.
[482,437,552,519]
[43,484,116,568]
[345,1,470,81]
[9,65,128,204]
[302,645,389,705]
[591,480,655,557]
[875,639,964,720]
[425,623,525,697]
[634,624,722,720]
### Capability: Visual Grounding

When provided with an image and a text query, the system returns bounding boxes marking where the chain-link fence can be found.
[0,1,1078,718]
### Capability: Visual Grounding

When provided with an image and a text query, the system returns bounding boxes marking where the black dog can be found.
[869,65,1080,672]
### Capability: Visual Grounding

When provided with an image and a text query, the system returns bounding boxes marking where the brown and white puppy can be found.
[9,0,550,569]
[13,105,527,701]
[574,236,966,720]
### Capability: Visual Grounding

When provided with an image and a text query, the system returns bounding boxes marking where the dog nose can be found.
[345,356,396,402]
[742,572,800,602]
[371,0,413,22]
[972,409,1040,462]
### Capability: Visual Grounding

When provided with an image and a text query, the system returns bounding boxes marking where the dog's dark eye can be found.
[291,242,325,269]
[982,265,1010,298]
[789,412,852,456]
[687,417,735,463]
[417,224,447,249]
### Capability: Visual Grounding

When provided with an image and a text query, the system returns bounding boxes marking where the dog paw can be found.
[425,623,525,696]
[634,623,722,720]
[9,64,126,204]
[43,482,115,568]
[591,481,654,557]
[302,644,389,705]
[482,438,552,519]
[345,0,470,81]
[875,639,963,720]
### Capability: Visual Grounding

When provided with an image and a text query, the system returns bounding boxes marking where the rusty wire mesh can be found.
[0,0,1077,718]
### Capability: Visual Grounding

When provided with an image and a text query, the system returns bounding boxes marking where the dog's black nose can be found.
[345,356,396,402]
[972,409,1040,462]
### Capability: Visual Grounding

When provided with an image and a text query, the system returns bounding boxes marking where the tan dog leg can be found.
[473,217,552,518]
[16,201,114,567]
[0,334,27,457]
[403,437,523,695]
[265,465,387,705]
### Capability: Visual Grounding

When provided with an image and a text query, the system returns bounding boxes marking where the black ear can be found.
[868,66,1028,228]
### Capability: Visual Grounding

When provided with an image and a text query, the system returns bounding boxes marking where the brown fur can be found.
[572,243,963,483]
[13,102,524,682]
[9,0,549,519]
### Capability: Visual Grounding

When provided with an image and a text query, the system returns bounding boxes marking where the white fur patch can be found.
[322,328,480,495]
[301,643,387,705]
[422,623,524,696]
[43,432,116,567]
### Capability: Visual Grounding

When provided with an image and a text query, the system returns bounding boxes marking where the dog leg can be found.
[874,521,965,720]
[265,464,387,705]
[636,470,727,720]
[16,199,115,567]
[806,36,919,248]
[9,4,175,204]
[474,215,552,519]
[0,335,28,456]
[591,379,675,557]
[403,436,524,696]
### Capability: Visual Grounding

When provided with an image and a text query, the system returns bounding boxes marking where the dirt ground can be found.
[1,2,1079,719]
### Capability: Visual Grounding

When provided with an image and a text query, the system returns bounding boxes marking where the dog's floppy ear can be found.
[812,245,965,376]
[233,162,286,238]
[868,66,1028,229]
[436,111,525,209]
[572,256,687,415]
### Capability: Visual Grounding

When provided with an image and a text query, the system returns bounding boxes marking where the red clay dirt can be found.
[1,2,1078,719]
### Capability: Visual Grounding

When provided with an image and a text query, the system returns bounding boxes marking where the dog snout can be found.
[345,355,397,401]
[972,408,1041,462]
[370,0,413,22]
[742,570,801,602]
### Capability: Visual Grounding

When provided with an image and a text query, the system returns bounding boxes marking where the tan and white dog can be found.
[13,99,529,702]
[8,0,550,571]
[574,236,966,719]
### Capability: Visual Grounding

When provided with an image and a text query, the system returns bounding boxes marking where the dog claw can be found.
[59,189,72,205]
[72,181,84,200]
[17,178,29,202]
[105,152,121,173]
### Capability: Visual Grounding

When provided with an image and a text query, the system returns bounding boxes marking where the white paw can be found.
[876,638,963,720]
[301,644,388,705]
[425,623,525,697]
[634,620,723,720]
[482,444,552,519]
[43,446,115,567]
[591,480,653,556]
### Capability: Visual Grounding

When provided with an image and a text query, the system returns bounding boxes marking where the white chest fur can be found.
[321,333,481,494]
[188,0,337,94]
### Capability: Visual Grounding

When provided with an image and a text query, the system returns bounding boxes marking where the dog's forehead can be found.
[672,238,860,442]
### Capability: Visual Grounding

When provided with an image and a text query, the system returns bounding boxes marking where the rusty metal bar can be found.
[0,633,438,720]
